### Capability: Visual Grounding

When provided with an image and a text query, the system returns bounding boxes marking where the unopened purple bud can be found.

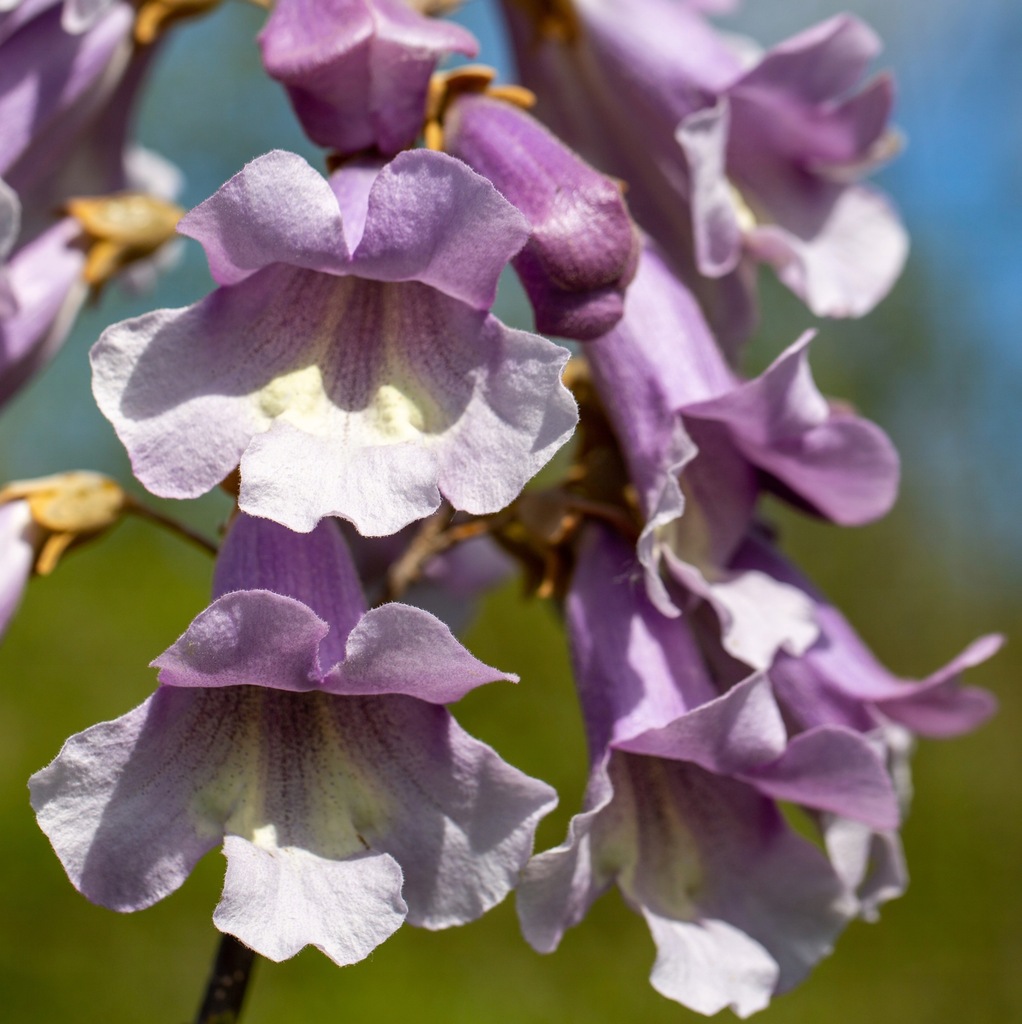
[444,91,639,340]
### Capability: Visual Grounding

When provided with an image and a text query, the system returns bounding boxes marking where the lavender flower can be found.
[91,149,577,536]
[31,513,557,964]
[259,0,477,157]
[519,527,898,1017]
[586,240,898,666]
[502,0,907,347]
[0,0,134,200]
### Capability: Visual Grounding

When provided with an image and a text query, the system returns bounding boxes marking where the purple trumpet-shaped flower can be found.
[0,216,88,407]
[91,149,578,536]
[585,240,898,667]
[730,532,999,919]
[519,527,896,1016]
[2,154,182,410]
[0,0,134,200]
[440,86,639,340]
[502,0,907,348]
[31,513,557,964]
[259,0,477,157]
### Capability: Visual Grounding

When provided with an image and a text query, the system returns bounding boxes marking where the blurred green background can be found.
[1,0,1019,1021]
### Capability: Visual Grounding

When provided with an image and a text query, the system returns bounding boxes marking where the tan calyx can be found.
[0,472,127,575]
[405,0,462,14]
[65,192,184,289]
[134,0,222,45]
[424,65,537,152]
[509,0,579,44]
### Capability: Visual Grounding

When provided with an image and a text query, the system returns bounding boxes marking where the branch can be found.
[193,933,257,1024]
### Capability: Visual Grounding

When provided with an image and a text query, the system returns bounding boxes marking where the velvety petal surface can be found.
[215,836,406,964]
[178,150,351,285]
[94,262,575,534]
[351,149,530,310]
[32,683,556,956]
[567,527,718,752]
[30,689,235,912]
[521,750,852,1014]
[643,911,777,1018]
[742,183,909,319]
[667,554,819,671]
[682,332,900,525]
[676,100,743,277]
[739,537,1000,737]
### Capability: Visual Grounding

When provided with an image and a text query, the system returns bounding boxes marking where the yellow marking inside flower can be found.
[617,758,703,917]
[258,365,330,431]
[367,383,429,442]
[257,364,439,443]
[249,823,280,851]
[728,182,758,234]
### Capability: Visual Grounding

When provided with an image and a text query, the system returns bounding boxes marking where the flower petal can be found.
[676,99,743,277]
[682,331,901,525]
[152,591,329,692]
[1,218,86,407]
[329,603,514,702]
[215,836,406,965]
[177,150,350,285]
[30,690,232,911]
[352,149,530,310]
[744,183,909,319]
[643,911,777,1018]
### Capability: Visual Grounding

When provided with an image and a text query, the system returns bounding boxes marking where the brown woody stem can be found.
[124,497,219,557]
[193,933,257,1024]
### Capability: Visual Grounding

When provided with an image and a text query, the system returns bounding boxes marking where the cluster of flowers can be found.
[1,0,998,1016]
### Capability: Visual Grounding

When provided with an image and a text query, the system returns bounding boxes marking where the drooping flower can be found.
[31,512,557,964]
[502,0,907,349]
[583,239,898,667]
[1,188,183,410]
[259,0,478,158]
[0,0,135,200]
[92,148,578,536]
[734,530,999,919]
[519,526,899,1017]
